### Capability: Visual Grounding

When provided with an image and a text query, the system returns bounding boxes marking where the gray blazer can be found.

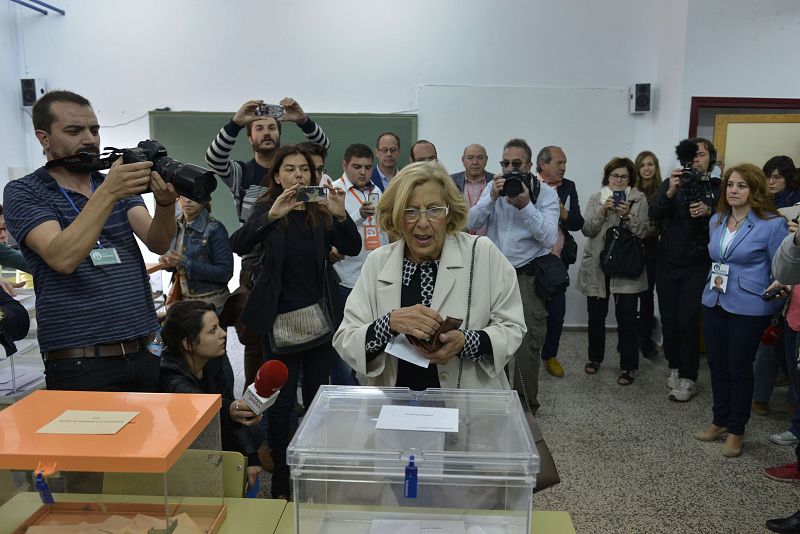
[451,171,494,194]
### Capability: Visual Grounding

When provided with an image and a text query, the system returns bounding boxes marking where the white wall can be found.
[2,0,666,172]
[680,0,800,135]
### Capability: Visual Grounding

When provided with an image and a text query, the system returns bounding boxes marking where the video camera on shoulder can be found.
[675,139,705,204]
[45,140,217,203]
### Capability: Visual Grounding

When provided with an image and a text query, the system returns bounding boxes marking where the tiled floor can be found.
[227,328,800,533]
[536,330,800,533]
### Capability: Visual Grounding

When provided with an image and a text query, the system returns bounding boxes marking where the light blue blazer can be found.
[701,212,787,316]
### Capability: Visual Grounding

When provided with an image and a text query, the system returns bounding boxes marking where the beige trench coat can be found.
[333,232,526,390]
[576,187,650,297]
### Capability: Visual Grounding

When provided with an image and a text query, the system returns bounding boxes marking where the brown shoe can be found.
[752,401,770,416]
[694,425,728,442]
[722,434,743,458]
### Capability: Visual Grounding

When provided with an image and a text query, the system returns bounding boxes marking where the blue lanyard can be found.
[58,179,104,249]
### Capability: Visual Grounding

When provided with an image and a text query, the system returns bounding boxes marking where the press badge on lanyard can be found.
[350,188,380,250]
[711,222,737,293]
[709,262,729,293]
[60,182,122,266]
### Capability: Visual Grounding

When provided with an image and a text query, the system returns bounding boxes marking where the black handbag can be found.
[530,254,570,300]
[600,222,645,278]
[560,228,578,265]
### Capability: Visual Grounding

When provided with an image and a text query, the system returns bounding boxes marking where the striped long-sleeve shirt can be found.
[205,117,330,220]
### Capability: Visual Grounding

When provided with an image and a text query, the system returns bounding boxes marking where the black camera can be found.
[500,169,528,197]
[45,140,217,203]
[675,139,703,204]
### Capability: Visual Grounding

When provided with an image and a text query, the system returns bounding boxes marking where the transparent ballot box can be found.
[288,386,539,534]
[0,390,226,533]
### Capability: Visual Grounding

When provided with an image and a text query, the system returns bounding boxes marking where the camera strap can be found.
[529,174,540,204]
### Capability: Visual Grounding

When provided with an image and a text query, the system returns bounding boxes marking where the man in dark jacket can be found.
[650,137,720,403]
[536,146,583,378]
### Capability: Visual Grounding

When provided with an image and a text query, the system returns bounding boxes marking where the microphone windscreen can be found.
[254,360,289,398]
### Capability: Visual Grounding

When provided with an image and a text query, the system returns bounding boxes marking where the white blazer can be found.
[333,232,526,389]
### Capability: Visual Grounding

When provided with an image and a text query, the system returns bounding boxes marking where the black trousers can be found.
[587,291,639,371]
[637,242,658,347]
[656,262,708,381]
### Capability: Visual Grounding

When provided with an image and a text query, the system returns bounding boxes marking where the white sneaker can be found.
[669,378,697,402]
[666,369,679,390]
[770,430,800,446]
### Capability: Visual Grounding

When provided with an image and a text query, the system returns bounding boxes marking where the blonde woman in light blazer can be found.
[333,162,525,390]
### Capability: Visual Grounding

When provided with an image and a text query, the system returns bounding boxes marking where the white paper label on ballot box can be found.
[375,405,459,433]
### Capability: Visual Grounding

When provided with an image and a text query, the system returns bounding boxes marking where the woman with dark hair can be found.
[577,157,650,385]
[230,145,361,499]
[764,155,800,209]
[695,164,787,457]
[158,300,263,487]
[752,155,799,418]
[634,151,663,359]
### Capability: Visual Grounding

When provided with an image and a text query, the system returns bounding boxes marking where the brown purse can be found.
[455,237,560,493]
[165,271,183,308]
[408,317,463,353]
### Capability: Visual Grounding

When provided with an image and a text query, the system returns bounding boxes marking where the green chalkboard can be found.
[148,111,417,233]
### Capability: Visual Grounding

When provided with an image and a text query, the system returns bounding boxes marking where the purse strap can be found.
[456,237,480,389]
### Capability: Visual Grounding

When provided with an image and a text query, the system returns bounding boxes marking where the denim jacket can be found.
[169,209,233,296]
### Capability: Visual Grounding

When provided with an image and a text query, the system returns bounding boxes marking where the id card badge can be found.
[363,224,380,250]
[709,262,729,293]
[90,247,121,266]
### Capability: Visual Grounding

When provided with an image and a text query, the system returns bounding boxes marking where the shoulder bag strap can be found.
[456,237,480,389]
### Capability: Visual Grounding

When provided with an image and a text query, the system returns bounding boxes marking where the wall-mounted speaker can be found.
[629,83,651,113]
[20,78,46,107]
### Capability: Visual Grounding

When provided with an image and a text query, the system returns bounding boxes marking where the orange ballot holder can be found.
[0,390,226,533]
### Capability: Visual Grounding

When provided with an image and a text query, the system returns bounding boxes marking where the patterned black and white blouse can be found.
[364,258,493,390]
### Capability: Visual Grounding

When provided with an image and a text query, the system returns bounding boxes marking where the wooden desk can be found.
[0,493,287,534]
[275,503,575,534]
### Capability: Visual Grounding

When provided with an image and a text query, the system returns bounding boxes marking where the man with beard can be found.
[205,97,330,223]
[3,90,178,391]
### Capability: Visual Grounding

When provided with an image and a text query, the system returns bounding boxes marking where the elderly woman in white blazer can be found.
[333,161,525,390]
[577,157,650,386]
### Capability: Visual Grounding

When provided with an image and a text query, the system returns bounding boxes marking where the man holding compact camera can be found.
[650,137,720,402]
[467,138,560,412]
[3,90,178,392]
[205,97,330,223]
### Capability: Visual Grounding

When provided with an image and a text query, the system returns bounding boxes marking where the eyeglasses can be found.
[768,174,785,182]
[608,173,630,181]
[403,206,449,222]
[500,159,526,168]
[377,147,398,154]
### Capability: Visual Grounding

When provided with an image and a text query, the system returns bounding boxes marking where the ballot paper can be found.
[779,203,800,222]
[369,519,478,534]
[375,404,459,433]
[385,334,430,368]
[37,410,139,435]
